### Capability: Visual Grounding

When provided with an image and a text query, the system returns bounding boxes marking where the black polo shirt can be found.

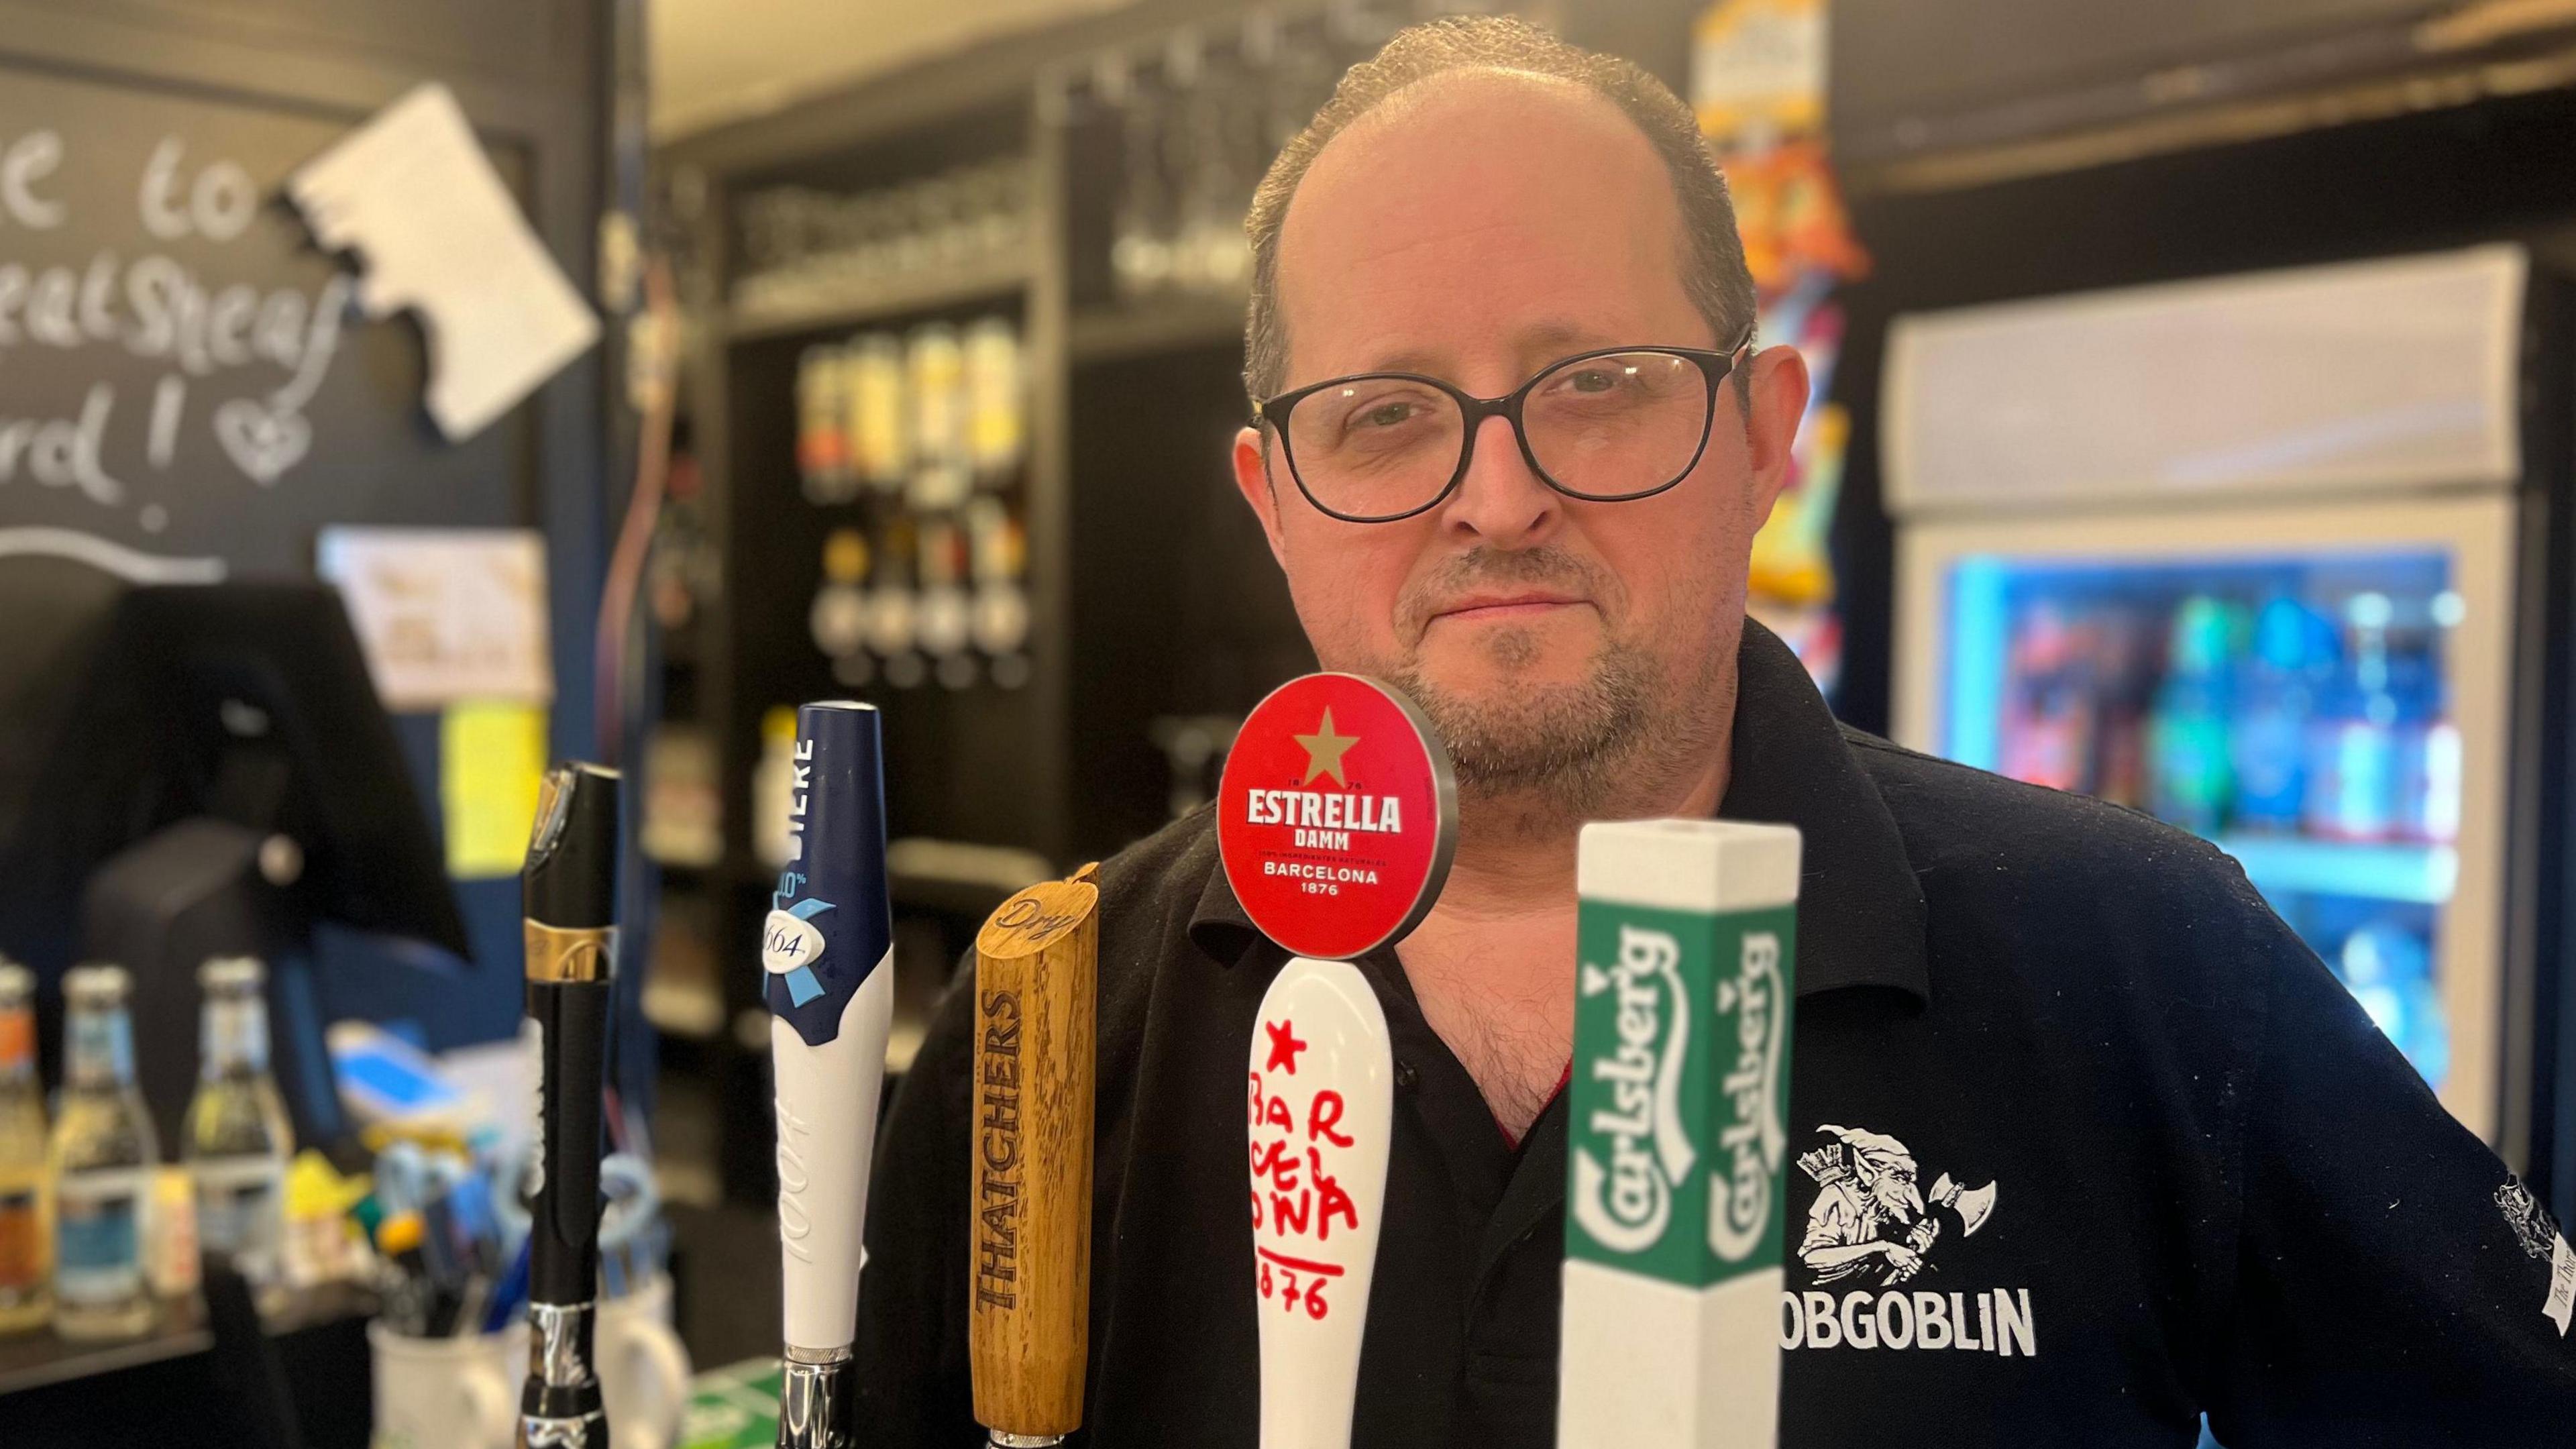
[855,621,2576,1446]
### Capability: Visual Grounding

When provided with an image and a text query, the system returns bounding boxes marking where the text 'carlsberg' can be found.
[1568,918,1788,1268]
[1572,926,1695,1252]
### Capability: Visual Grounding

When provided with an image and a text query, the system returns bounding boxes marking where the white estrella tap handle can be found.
[1249,956,1395,1449]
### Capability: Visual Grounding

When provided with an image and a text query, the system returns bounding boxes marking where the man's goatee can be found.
[1392,635,1659,812]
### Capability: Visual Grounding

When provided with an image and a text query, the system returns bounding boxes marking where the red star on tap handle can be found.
[1264,1018,1308,1075]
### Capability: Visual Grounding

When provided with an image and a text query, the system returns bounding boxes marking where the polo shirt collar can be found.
[1187,618,1931,1005]
[1721,618,1930,1002]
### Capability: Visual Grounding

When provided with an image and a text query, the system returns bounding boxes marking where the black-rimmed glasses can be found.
[1254,341,1752,524]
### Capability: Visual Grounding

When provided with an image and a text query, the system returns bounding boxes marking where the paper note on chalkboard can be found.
[317,525,551,710]
[286,84,597,441]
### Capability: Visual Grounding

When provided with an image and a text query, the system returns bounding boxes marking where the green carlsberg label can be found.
[1567,901,1796,1287]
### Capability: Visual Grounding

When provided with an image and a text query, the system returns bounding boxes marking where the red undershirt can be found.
[1497,1059,1574,1150]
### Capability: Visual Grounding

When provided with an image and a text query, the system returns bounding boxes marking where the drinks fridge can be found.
[1885,246,2551,1153]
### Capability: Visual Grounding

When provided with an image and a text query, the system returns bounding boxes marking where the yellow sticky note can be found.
[441,700,548,878]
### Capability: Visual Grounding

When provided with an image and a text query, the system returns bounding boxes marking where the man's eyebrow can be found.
[1513,319,1607,356]
[1368,347,1448,375]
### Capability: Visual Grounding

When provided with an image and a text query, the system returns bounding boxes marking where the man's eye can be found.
[1360,402,1416,428]
[1568,369,1621,393]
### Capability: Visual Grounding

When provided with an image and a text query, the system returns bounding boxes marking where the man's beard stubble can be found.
[1384,546,1716,824]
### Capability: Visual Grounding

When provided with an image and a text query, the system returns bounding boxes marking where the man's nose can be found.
[1438,413,1560,548]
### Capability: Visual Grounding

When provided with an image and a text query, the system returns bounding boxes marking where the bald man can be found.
[855,17,2576,1446]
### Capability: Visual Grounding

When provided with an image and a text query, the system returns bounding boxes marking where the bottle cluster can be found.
[794,316,1032,692]
[0,955,292,1341]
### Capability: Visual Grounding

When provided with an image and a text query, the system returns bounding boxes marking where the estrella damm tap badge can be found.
[761,701,895,1047]
[1218,673,1458,961]
[1566,896,1798,1287]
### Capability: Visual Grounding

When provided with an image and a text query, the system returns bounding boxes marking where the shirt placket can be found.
[1356,951,1572,1446]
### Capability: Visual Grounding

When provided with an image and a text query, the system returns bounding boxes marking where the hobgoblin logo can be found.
[1571,925,1696,1252]
[1787,1123,2025,1354]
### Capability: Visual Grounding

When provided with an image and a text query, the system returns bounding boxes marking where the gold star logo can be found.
[1293,708,1359,787]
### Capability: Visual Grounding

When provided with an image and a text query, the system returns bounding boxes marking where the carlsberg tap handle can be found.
[764,702,895,1449]
[1558,819,1801,1449]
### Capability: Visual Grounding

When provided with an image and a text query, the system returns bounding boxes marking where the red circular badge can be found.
[1218,673,1458,961]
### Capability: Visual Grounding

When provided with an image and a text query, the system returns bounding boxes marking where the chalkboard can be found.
[0,62,535,579]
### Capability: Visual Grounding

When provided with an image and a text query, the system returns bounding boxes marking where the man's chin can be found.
[1406,662,1599,710]
[1408,631,1600,699]
[1388,643,1658,808]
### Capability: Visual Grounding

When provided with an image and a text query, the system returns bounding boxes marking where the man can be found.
[858,17,2576,1445]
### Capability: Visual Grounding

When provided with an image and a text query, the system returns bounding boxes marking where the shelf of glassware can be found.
[726,252,1031,342]
[2210,833,2457,906]
[1067,290,1250,364]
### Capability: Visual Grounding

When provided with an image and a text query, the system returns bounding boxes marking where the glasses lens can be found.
[1283,377,1465,520]
[1523,351,1711,499]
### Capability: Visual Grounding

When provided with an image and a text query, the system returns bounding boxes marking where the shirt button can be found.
[1394,1057,1419,1090]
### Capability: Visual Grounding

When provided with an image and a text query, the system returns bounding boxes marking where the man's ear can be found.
[1743,344,1811,522]
[1232,425,1289,568]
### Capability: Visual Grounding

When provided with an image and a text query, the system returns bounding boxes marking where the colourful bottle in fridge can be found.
[2231,596,2321,833]
[2398,593,2464,845]
[2000,602,2094,794]
[2306,594,2402,843]
[2147,595,2235,833]
[2339,918,2447,1089]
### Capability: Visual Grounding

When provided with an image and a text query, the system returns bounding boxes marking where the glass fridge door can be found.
[1894,494,2518,1140]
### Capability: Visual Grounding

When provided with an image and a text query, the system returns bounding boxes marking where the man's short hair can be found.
[1240,14,1760,412]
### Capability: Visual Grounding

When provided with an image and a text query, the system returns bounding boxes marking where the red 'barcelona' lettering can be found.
[1309,1089,1352,1147]
[1311,1150,1358,1240]
[1252,1064,1367,1245]
[1252,1138,1302,1192]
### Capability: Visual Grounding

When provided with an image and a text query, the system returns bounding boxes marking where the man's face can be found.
[1233,74,1807,806]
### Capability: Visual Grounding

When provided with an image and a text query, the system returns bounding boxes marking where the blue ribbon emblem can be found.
[765,896,837,1006]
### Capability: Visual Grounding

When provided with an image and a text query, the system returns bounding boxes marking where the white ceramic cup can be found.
[596,1273,693,1449]
[368,1318,525,1449]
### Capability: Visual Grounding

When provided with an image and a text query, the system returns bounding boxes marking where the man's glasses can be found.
[1254,340,1752,524]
